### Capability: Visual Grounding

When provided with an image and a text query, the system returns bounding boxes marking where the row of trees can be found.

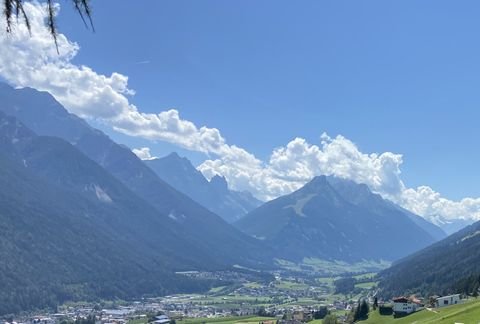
[455,273,480,297]
[345,299,369,323]
[322,314,338,324]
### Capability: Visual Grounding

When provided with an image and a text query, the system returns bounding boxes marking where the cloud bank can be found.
[1,2,479,227]
[132,147,157,160]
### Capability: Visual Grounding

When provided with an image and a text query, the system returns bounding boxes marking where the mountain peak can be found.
[146,153,261,222]
[310,175,328,184]
[325,176,373,199]
[210,174,229,192]
[165,151,181,160]
[154,152,198,173]
[301,175,330,192]
[237,172,442,262]
[165,152,193,166]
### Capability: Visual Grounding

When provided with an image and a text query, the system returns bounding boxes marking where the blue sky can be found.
[58,0,480,200]
[7,0,480,203]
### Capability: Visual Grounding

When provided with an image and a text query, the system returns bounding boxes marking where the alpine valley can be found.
[1,83,479,323]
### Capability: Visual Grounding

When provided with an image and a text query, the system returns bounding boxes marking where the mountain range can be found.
[0,84,276,314]
[145,153,262,223]
[236,175,446,262]
[0,111,228,313]
[0,83,272,269]
[0,82,461,314]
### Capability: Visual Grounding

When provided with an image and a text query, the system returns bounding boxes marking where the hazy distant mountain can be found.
[422,214,473,235]
[0,83,273,269]
[236,176,445,262]
[378,219,480,298]
[0,112,222,314]
[145,153,262,223]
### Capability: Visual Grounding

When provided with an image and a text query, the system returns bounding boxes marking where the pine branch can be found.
[46,0,59,54]
[3,0,94,52]
[4,0,13,32]
[14,0,31,35]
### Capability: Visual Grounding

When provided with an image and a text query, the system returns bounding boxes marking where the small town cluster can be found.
[2,290,466,324]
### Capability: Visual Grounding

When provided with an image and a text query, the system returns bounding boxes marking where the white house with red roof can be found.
[392,296,423,315]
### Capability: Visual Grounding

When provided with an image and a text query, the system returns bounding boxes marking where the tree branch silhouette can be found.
[3,0,93,53]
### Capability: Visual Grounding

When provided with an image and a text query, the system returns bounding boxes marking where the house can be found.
[292,311,312,322]
[31,318,55,324]
[392,296,422,315]
[152,315,171,324]
[435,294,461,308]
[277,320,303,324]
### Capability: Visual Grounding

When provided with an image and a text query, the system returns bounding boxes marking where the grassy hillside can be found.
[361,298,480,324]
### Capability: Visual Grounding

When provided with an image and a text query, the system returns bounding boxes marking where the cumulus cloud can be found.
[1,1,480,228]
[400,186,480,225]
[198,134,480,227]
[132,147,157,160]
[0,1,231,155]
[199,134,405,200]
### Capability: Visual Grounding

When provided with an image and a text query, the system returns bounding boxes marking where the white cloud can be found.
[0,2,230,155]
[198,134,406,200]
[400,186,480,225]
[132,147,157,160]
[198,134,480,227]
[1,1,480,228]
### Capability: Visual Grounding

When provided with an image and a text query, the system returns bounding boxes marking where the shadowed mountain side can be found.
[0,83,274,269]
[0,113,223,314]
[236,176,443,262]
[378,219,480,298]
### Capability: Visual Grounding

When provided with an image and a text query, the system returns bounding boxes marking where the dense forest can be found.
[378,220,480,298]
[0,154,220,314]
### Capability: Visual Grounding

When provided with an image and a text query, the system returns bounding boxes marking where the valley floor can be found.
[3,259,385,323]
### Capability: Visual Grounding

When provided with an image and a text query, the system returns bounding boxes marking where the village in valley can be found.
[2,265,470,324]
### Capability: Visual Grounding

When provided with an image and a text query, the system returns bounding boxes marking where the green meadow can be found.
[361,298,480,324]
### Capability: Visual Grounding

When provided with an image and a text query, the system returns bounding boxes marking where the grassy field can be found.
[354,281,377,289]
[361,298,480,324]
[276,258,390,276]
[244,282,263,289]
[274,280,309,290]
[353,273,377,280]
[208,286,229,293]
[178,316,276,324]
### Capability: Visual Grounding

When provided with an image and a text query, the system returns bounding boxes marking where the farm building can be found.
[435,294,461,308]
[392,296,423,315]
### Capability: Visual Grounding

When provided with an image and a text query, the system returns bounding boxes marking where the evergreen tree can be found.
[373,296,378,310]
[359,299,369,319]
[313,307,328,319]
[351,299,369,322]
[322,314,338,324]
